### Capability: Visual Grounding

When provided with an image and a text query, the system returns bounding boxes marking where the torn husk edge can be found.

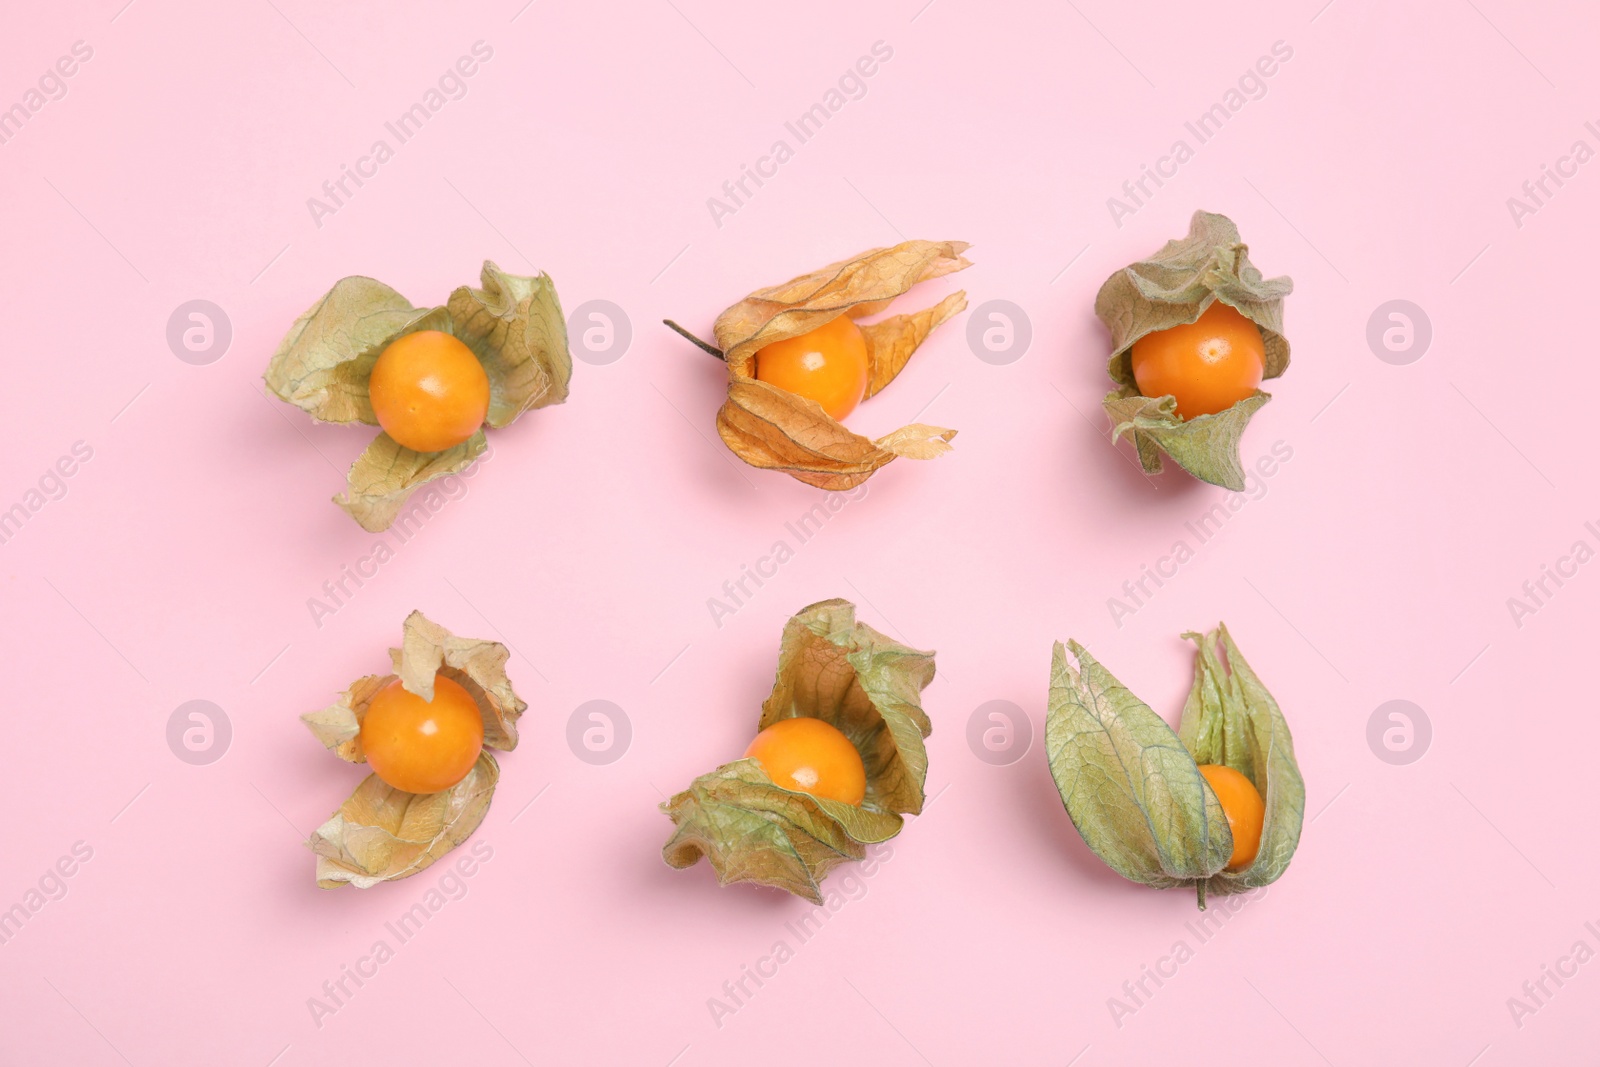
[709,240,971,491]
[1094,210,1292,489]
[309,752,500,889]
[661,598,934,904]
[299,610,526,888]
[263,260,571,530]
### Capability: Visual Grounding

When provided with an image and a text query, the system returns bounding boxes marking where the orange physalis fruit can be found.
[369,330,490,452]
[745,716,867,806]
[753,315,871,422]
[360,674,485,795]
[1130,301,1264,420]
[1198,763,1265,871]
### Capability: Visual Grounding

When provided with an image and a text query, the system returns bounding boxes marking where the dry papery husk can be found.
[711,240,971,491]
[300,610,527,888]
[661,599,934,904]
[263,261,572,531]
[1095,211,1292,490]
[1045,623,1304,908]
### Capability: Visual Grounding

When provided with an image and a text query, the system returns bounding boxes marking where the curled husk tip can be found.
[1095,210,1292,490]
[706,240,972,491]
[300,610,527,888]
[661,598,934,904]
[264,261,572,531]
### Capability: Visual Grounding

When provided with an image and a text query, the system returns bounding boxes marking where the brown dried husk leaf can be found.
[711,241,971,490]
[660,598,933,903]
[386,609,526,751]
[299,613,526,888]
[299,674,389,763]
[309,752,499,889]
[299,610,526,762]
[1094,211,1292,489]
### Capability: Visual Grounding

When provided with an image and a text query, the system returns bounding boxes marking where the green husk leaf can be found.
[1102,388,1270,490]
[1178,623,1305,899]
[334,430,487,533]
[446,260,573,428]
[661,760,897,905]
[661,598,934,901]
[266,263,571,531]
[308,751,499,889]
[759,598,935,816]
[1046,640,1232,890]
[264,277,430,425]
[1094,210,1292,486]
[387,609,526,751]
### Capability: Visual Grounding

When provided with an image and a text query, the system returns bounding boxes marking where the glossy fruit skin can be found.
[753,316,871,422]
[1130,302,1265,420]
[744,716,867,806]
[360,674,485,795]
[1199,763,1265,871]
[369,330,491,453]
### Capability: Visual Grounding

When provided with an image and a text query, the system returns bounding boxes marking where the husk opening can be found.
[264,261,571,529]
[705,241,971,491]
[661,598,934,903]
[1045,626,1303,908]
[1093,211,1292,489]
[299,611,526,888]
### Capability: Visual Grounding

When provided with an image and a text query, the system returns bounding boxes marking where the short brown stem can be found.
[663,319,724,360]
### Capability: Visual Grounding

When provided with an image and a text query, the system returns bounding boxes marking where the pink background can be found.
[2,0,1595,1063]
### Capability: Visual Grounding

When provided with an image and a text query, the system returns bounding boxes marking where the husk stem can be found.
[663,319,724,360]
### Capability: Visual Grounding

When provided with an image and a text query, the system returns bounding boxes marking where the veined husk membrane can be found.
[705,240,971,491]
[299,610,527,888]
[1046,623,1304,908]
[1095,210,1292,490]
[661,599,934,904]
[264,260,572,531]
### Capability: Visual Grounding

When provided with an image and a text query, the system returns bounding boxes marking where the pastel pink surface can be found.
[1,1,1595,1064]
